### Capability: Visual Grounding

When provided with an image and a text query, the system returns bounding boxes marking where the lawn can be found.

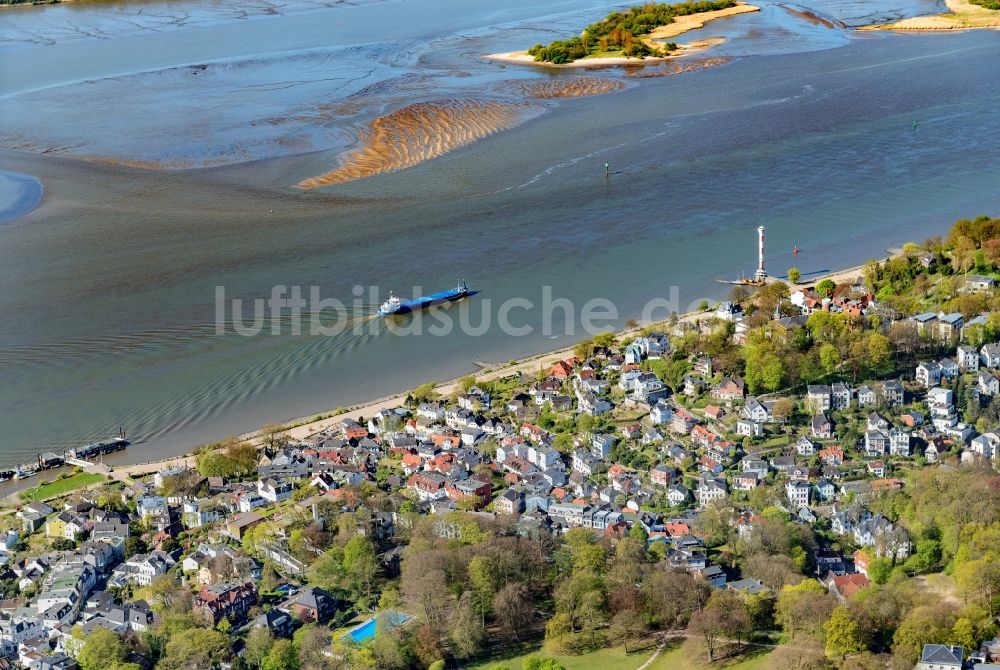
[467,638,778,670]
[467,640,658,670]
[644,641,776,670]
[19,472,107,501]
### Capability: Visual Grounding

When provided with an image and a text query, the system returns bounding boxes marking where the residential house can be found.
[736,419,763,437]
[650,464,676,487]
[856,385,877,407]
[711,378,746,402]
[826,572,870,601]
[937,313,963,340]
[193,582,257,625]
[815,478,836,501]
[819,446,844,465]
[667,484,690,506]
[831,383,852,409]
[917,645,964,670]
[254,609,294,639]
[957,345,980,371]
[696,474,727,506]
[786,480,810,507]
[978,370,1000,397]
[939,358,959,380]
[812,414,833,439]
[882,380,905,406]
[911,312,938,335]
[225,511,264,541]
[806,385,832,413]
[591,434,615,460]
[257,478,292,504]
[889,428,911,456]
[650,401,673,426]
[964,275,995,293]
[796,436,816,456]
[494,489,524,515]
[917,361,943,388]
[742,397,770,423]
[289,587,337,623]
[982,343,1000,369]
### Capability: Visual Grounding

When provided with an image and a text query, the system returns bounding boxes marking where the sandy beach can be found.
[860,0,1000,30]
[484,3,758,69]
[646,2,760,40]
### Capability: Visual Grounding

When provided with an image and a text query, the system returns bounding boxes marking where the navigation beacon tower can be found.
[754,225,767,282]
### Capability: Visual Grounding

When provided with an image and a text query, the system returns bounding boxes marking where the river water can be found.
[1,0,999,465]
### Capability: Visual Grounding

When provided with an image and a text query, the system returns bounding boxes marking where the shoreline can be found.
[483,3,759,69]
[0,249,895,501]
[858,0,1000,31]
[106,256,889,467]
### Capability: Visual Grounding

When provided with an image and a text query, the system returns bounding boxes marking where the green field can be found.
[467,638,777,670]
[467,642,656,670]
[645,643,775,670]
[19,472,107,501]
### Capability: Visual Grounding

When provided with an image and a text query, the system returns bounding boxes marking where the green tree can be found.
[244,626,274,670]
[449,592,485,659]
[342,535,378,607]
[157,628,231,670]
[824,605,864,659]
[776,579,834,639]
[867,557,893,585]
[124,535,148,559]
[609,608,647,653]
[866,332,892,371]
[816,279,836,297]
[307,546,345,592]
[788,267,802,284]
[818,343,841,375]
[523,658,566,670]
[950,618,976,651]
[77,628,127,670]
[262,639,299,670]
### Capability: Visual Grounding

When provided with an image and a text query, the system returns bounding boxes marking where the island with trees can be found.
[485,0,760,67]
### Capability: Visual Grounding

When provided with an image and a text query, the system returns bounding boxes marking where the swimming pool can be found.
[345,611,410,643]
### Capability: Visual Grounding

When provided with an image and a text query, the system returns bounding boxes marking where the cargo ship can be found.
[378,280,473,316]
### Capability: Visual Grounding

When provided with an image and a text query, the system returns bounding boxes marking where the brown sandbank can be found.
[296,99,532,188]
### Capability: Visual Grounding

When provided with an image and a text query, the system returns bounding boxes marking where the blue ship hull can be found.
[379,284,473,316]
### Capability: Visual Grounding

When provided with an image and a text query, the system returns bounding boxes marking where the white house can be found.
[957,345,979,371]
[257,478,293,504]
[786,480,811,507]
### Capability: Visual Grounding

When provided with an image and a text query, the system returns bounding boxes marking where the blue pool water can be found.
[345,611,410,643]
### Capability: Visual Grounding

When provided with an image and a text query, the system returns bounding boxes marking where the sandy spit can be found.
[646,2,760,40]
[859,0,1000,30]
